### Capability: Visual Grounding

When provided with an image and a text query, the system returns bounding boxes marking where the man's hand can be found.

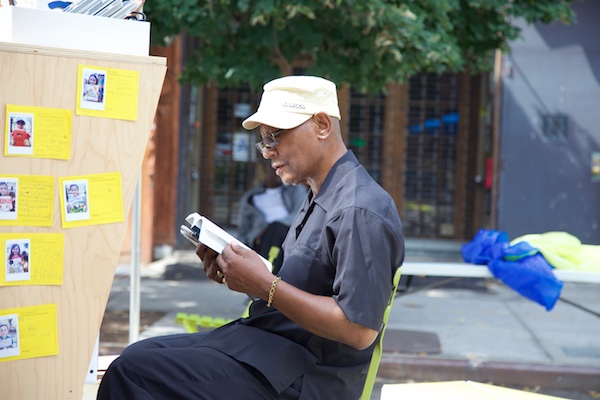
[196,243,226,284]
[198,242,379,350]
[219,245,378,350]
[217,242,274,298]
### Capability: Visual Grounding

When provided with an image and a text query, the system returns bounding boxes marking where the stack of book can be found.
[0,0,144,19]
[62,0,143,19]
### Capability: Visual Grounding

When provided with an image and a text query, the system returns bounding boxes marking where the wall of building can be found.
[498,1,600,243]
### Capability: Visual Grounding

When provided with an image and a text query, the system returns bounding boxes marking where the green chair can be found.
[360,267,402,400]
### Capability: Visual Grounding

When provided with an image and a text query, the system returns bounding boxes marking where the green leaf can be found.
[146,0,576,93]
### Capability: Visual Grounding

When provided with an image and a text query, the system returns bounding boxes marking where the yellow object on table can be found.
[512,231,600,272]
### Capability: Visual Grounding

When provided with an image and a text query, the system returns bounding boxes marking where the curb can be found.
[378,354,600,392]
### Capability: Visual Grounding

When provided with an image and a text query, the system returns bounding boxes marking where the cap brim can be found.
[242,110,313,131]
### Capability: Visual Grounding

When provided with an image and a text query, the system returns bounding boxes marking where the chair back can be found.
[360,267,402,400]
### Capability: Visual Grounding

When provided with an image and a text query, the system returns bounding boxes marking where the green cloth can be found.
[511,231,600,272]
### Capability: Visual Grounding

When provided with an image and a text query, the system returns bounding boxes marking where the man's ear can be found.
[313,112,332,139]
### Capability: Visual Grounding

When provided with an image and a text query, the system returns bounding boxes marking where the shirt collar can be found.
[313,150,360,211]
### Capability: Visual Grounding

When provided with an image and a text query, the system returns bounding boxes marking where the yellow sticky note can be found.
[0,304,58,362]
[0,175,54,227]
[4,105,72,160]
[59,172,123,228]
[1,233,64,286]
[75,64,140,121]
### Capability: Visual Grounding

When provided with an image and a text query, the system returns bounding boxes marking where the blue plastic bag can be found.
[462,229,509,265]
[488,253,563,311]
[500,241,539,261]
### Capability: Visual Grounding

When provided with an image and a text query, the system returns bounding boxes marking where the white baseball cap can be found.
[242,76,341,130]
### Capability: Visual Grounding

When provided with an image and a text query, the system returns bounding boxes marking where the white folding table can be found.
[401,262,600,284]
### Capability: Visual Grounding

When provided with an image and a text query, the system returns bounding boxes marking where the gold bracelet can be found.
[267,276,282,307]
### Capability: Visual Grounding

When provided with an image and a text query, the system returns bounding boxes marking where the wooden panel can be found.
[338,83,350,144]
[466,74,488,238]
[0,43,165,399]
[384,83,407,212]
[198,84,218,218]
[453,73,470,240]
[150,40,182,248]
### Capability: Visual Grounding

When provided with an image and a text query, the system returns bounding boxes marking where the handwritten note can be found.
[0,175,54,227]
[59,172,123,228]
[75,64,140,121]
[1,233,64,286]
[0,304,58,362]
[4,105,72,160]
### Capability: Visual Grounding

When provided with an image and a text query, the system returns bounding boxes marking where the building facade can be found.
[497,0,600,243]
[134,3,600,259]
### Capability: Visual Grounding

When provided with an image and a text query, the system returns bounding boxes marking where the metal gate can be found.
[200,73,484,239]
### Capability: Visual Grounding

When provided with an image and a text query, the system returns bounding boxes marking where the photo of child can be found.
[0,314,20,358]
[7,114,34,156]
[0,179,18,220]
[5,239,31,282]
[81,68,107,111]
[64,180,90,222]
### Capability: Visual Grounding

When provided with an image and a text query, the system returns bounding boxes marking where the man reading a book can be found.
[97,75,405,400]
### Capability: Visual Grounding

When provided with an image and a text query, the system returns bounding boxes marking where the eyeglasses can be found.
[255,129,283,152]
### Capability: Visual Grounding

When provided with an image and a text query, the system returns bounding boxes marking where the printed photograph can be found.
[0,179,18,221]
[5,239,31,282]
[64,180,90,222]
[7,113,34,156]
[0,314,20,358]
[81,68,107,111]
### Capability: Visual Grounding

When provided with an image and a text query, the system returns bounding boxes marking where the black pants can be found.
[97,333,301,400]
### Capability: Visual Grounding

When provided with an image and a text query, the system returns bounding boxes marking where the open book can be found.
[180,212,272,271]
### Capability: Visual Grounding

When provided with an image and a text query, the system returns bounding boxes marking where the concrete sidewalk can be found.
[94,241,600,399]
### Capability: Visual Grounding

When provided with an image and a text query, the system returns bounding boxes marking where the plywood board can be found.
[0,42,166,399]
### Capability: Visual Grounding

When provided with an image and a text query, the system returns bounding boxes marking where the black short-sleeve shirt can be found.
[206,151,405,399]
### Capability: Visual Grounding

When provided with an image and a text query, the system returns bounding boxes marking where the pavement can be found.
[90,238,600,400]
